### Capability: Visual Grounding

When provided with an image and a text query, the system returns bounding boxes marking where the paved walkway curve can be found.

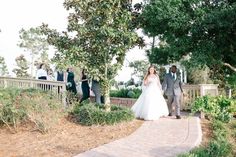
[74,116,202,157]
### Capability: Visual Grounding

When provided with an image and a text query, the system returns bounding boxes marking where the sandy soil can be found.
[0,118,143,157]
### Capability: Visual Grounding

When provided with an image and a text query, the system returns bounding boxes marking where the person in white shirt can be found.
[36,63,47,80]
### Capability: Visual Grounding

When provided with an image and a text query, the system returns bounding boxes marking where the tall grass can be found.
[0,88,65,133]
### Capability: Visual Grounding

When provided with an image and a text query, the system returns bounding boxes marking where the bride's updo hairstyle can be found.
[144,65,157,81]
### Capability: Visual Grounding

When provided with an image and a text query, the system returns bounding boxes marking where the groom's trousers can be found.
[167,94,181,116]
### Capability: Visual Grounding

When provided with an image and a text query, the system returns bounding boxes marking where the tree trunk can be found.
[103,53,111,111]
[102,75,111,112]
[103,85,111,112]
[152,36,155,52]
[103,40,111,112]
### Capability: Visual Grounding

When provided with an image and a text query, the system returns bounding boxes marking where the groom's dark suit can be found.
[162,72,183,116]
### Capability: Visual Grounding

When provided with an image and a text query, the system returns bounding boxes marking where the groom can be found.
[162,65,183,119]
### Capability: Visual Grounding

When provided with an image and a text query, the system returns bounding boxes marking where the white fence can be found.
[0,77,219,110]
[0,77,67,106]
[182,84,219,110]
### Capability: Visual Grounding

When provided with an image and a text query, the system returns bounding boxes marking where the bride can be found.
[131,65,169,120]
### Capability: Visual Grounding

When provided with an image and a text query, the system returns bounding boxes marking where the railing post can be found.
[200,84,204,96]
[3,77,7,88]
[199,84,219,119]
[30,79,33,88]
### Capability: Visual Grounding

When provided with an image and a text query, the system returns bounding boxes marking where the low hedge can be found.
[110,88,141,99]
[72,103,135,126]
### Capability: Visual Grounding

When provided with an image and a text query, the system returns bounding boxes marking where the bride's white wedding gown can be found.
[131,76,169,120]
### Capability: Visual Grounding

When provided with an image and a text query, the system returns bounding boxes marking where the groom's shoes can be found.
[168,113,172,116]
[176,115,181,119]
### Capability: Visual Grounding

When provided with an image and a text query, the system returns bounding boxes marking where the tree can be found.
[40,0,138,110]
[0,56,9,76]
[12,55,29,78]
[18,27,50,77]
[187,66,213,84]
[129,60,149,80]
[34,51,51,73]
[141,0,236,76]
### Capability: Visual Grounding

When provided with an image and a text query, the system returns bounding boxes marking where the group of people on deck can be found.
[35,64,103,104]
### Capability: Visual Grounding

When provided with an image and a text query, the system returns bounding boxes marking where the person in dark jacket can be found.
[66,67,77,95]
[55,68,65,93]
[79,69,90,103]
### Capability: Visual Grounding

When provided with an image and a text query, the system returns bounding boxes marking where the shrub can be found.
[72,103,135,126]
[191,95,235,123]
[178,147,208,157]
[0,88,64,133]
[207,138,232,157]
[110,88,141,98]
[0,88,26,129]
[178,119,233,157]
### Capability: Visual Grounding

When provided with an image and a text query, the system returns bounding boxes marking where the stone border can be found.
[90,96,136,108]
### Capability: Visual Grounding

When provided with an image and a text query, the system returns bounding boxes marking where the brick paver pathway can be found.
[74,115,202,157]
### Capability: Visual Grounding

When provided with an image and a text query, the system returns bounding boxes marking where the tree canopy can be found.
[0,56,9,76]
[18,27,49,77]
[141,0,236,74]
[129,60,149,80]
[12,55,29,78]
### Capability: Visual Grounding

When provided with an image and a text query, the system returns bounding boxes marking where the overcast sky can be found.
[0,0,149,82]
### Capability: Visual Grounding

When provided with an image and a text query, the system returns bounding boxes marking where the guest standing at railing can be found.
[66,67,77,102]
[47,69,55,81]
[55,68,65,82]
[54,67,65,94]
[47,69,55,90]
[36,63,48,90]
[36,63,47,80]
[79,69,90,103]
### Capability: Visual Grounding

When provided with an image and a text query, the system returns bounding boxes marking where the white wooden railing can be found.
[182,84,219,110]
[0,76,67,107]
[0,77,219,110]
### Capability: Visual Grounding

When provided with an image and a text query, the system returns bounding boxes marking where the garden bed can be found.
[0,117,143,157]
[0,88,143,157]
